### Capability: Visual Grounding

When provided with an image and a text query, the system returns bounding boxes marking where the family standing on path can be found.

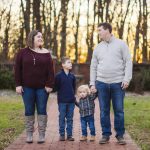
[14,22,133,146]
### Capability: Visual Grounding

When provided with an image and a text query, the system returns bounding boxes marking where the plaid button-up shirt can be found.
[76,93,97,117]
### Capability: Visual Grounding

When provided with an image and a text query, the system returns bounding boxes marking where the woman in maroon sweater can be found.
[15,30,54,143]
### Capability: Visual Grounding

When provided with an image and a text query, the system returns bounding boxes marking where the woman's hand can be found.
[16,86,24,94]
[45,86,52,93]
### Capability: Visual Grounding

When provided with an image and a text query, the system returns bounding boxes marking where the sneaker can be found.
[80,136,87,141]
[90,135,95,142]
[99,136,110,144]
[117,136,126,145]
[59,136,65,141]
[67,136,74,141]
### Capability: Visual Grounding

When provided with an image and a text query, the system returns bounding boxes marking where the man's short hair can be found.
[61,57,70,64]
[98,22,112,33]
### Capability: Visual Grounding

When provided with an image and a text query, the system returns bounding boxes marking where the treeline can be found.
[0,0,149,63]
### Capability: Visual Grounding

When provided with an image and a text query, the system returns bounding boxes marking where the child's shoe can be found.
[80,136,87,141]
[90,135,95,141]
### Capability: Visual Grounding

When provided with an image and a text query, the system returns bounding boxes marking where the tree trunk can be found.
[52,0,61,57]
[87,1,96,63]
[74,0,81,63]
[133,0,142,63]
[60,0,69,57]
[2,2,12,61]
[142,0,148,63]
[33,0,41,30]
[21,0,30,38]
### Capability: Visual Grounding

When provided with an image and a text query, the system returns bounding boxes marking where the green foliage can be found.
[128,68,150,93]
[0,68,15,89]
[143,69,150,91]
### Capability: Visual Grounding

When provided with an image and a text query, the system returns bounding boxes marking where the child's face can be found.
[79,89,88,98]
[62,60,72,70]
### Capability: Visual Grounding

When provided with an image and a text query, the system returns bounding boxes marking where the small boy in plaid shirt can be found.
[75,85,97,141]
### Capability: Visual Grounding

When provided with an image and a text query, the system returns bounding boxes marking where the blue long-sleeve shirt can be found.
[54,69,76,103]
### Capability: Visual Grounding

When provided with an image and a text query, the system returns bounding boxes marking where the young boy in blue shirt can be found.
[54,57,76,141]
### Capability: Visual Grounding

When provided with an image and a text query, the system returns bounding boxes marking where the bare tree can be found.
[21,0,30,38]
[60,0,69,57]
[41,0,52,49]
[117,0,131,39]
[2,1,13,61]
[133,0,142,63]
[0,7,6,31]
[73,0,81,63]
[52,0,61,56]
[87,1,97,63]
[33,0,41,30]
[142,0,148,63]
[105,0,111,22]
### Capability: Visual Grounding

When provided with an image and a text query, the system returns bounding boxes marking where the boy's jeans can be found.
[58,103,75,137]
[22,87,49,116]
[80,115,96,136]
[96,81,125,138]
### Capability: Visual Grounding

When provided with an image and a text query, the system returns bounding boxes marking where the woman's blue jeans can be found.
[22,87,49,116]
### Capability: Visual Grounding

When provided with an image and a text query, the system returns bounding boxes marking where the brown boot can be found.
[80,136,87,141]
[25,116,35,143]
[90,135,95,142]
[37,115,47,144]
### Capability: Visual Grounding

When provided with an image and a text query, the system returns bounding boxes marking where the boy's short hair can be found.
[98,22,112,33]
[61,57,70,64]
[77,85,90,96]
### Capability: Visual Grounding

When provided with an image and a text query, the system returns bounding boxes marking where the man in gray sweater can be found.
[90,22,132,145]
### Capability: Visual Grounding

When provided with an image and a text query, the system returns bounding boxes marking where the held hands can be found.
[90,85,97,93]
[121,81,129,90]
[16,86,24,94]
[45,86,52,93]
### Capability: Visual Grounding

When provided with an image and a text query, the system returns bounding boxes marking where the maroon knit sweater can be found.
[15,47,55,88]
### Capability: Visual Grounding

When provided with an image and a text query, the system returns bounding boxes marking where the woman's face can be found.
[34,32,43,48]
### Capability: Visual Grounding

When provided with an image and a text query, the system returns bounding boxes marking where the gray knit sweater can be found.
[90,36,132,85]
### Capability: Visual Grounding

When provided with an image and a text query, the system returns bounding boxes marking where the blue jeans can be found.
[96,81,125,137]
[58,103,75,137]
[80,115,96,136]
[22,87,49,116]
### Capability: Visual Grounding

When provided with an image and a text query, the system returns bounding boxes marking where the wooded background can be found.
[0,0,149,63]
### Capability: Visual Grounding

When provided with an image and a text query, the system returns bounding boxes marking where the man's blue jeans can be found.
[22,87,49,116]
[96,81,125,137]
[80,115,96,136]
[58,103,75,137]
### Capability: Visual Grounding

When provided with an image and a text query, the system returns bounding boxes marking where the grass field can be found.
[124,96,150,150]
[0,95,24,150]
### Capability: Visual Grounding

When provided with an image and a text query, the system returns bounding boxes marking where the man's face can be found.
[98,26,109,40]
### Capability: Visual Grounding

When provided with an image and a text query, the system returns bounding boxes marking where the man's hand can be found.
[90,85,97,93]
[45,86,52,93]
[121,81,129,90]
[16,86,24,94]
